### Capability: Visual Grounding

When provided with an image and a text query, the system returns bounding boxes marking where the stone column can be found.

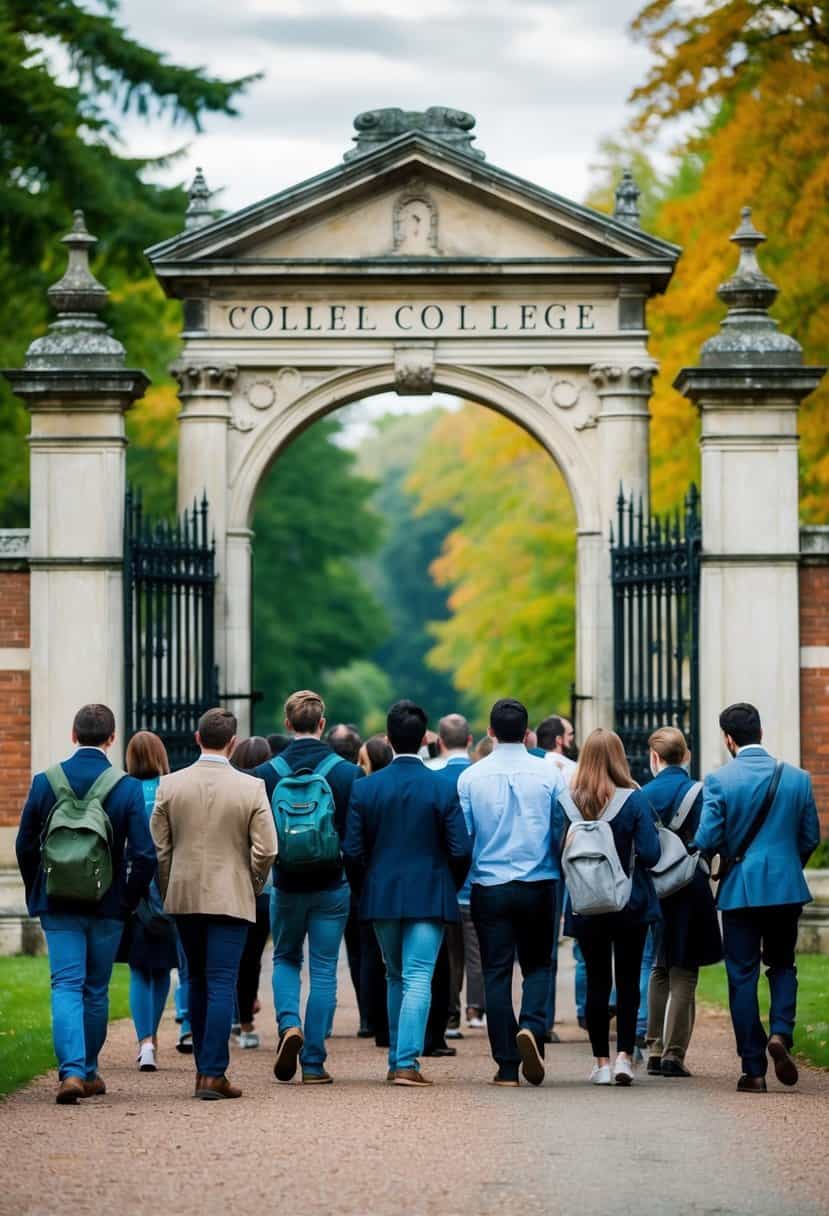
[675,208,825,772]
[224,527,254,736]
[587,362,655,729]
[3,213,149,770]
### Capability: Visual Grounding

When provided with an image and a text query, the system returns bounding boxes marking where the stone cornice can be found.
[2,368,150,408]
[589,362,657,396]
[674,365,825,404]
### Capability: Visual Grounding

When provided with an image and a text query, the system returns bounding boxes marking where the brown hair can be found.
[125,730,170,780]
[571,728,636,821]
[230,736,272,771]
[359,735,393,774]
[284,689,325,733]
[473,735,494,761]
[197,707,237,750]
[648,726,688,767]
[73,703,116,746]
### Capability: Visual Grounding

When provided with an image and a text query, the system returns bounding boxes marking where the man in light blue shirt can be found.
[457,698,565,1087]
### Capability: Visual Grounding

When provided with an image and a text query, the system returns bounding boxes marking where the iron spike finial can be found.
[185,167,213,231]
[613,168,641,228]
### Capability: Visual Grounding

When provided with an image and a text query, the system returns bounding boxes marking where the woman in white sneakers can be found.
[559,730,661,1086]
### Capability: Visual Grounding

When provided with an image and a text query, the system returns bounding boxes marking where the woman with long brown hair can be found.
[560,729,661,1086]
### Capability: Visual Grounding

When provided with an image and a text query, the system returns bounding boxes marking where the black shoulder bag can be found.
[713,761,784,884]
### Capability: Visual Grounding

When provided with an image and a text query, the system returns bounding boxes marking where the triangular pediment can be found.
[147,134,678,273]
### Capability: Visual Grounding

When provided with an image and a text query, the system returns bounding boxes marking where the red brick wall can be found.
[0,570,30,827]
[800,564,829,837]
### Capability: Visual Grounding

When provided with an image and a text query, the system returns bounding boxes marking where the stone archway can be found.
[149,108,679,737]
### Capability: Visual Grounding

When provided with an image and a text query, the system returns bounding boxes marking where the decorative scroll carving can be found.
[171,362,238,396]
[589,363,656,395]
[392,179,439,255]
[345,107,485,162]
[394,345,434,395]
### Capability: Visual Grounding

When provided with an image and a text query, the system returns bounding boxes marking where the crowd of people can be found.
[14,691,820,1102]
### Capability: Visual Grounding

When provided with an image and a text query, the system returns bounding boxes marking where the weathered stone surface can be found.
[345,106,485,161]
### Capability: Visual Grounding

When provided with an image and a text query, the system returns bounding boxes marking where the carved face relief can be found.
[392,182,439,255]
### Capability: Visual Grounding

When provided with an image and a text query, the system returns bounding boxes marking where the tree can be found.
[595,1,829,517]
[408,405,577,726]
[0,0,259,521]
[252,417,388,733]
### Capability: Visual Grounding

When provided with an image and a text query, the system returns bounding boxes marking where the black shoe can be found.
[516,1028,545,1086]
[357,1028,374,1039]
[423,1045,456,1058]
[273,1027,303,1082]
[768,1035,798,1086]
[646,1055,663,1076]
[661,1058,692,1078]
[737,1074,767,1093]
[375,1037,390,1049]
[492,1071,520,1087]
[577,1016,587,1030]
[544,1029,561,1045]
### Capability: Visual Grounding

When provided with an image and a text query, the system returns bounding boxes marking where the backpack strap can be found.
[44,764,74,803]
[601,788,636,823]
[558,788,582,824]
[270,755,292,780]
[669,781,703,833]
[313,753,344,782]
[85,766,126,806]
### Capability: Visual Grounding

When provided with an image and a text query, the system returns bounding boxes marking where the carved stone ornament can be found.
[551,378,580,409]
[589,363,656,395]
[345,106,485,161]
[392,180,439,255]
[525,367,550,401]
[394,345,435,396]
[172,362,238,396]
[245,379,276,411]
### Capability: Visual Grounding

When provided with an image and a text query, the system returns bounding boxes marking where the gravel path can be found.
[1,951,826,1216]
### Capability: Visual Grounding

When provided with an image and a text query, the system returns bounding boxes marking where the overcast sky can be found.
[117,0,653,213]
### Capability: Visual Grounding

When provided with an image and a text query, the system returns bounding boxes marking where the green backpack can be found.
[41,765,123,902]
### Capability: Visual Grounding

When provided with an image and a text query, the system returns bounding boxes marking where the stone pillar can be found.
[3,213,149,770]
[224,527,254,736]
[675,208,825,772]
[588,362,655,729]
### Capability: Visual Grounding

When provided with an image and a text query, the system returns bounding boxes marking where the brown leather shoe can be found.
[55,1076,86,1105]
[386,1069,395,1083]
[768,1035,798,1086]
[193,1073,203,1096]
[393,1068,433,1087]
[195,1075,242,1100]
[273,1026,304,1082]
[302,1070,333,1085]
[82,1074,106,1098]
[737,1074,767,1093]
[516,1027,545,1086]
[492,1072,520,1087]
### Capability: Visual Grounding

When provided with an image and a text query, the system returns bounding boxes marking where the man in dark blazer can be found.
[16,703,156,1104]
[343,700,471,1087]
[694,702,820,1092]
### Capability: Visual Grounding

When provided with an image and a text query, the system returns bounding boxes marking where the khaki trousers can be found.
[646,964,698,1062]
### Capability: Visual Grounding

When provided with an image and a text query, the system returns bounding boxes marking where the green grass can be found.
[697,953,829,1070]
[0,957,131,1096]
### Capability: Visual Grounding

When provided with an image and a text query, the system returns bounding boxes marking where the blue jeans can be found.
[129,967,172,1041]
[637,926,658,1039]
[373,919,445,1072]
[722,904,800,1077]
[271,882,350,1075]
[174,933,191,1037]
[40,913,123,1080]
[175,915,248,1078]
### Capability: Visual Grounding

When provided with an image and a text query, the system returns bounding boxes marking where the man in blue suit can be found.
[694,702,820,1092]
[16,704,156,1104]
[343,700,471,1087]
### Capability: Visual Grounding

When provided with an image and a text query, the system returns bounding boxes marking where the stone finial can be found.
[24,210,125,370]
[613,169,641,228]
[345,107,486,161]
[185,167,213,230]
[700,205,802,367]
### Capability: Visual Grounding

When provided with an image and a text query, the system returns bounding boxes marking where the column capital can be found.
[588,362,657,397]
[171,361,238,398]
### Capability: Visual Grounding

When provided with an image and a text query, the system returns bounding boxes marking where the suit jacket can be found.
[434,756,473,903]
[16,747,155,920]
[151,756,277,923]
[694,746,820,911]
[343,755,472,923]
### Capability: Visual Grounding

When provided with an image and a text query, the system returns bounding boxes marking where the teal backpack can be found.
[270,753,343,872]
[41,765,123,902]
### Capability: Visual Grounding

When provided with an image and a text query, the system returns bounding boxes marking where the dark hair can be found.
[230,736,271,771]
[125,731,170,780]
[386,699,428,754]
[536,715,565,752]
[197,707,237,750]
[73,704,116,747]
[490,698,528,744]
[285,689,325,733]
[439,713,470,751]
[364,735,393,773]
[267,733,291,756]
[327,723,362,764]
[719,702,762,748]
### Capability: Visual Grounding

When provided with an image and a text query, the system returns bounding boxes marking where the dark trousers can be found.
[576,918,648,1057]
[722,903,801,1078]
[236,892,271,1025]
[472,880,555,1080]
[424,938,451,1052]
[344,896,364,1024]
[176,915,248,1077]
[359,921,389,1044]
[446,922,464,1024]
[545,879,564,1030]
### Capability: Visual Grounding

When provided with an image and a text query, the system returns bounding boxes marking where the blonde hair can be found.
[571,728,635,821]
[648,726,689,767]
[284,689,325,733]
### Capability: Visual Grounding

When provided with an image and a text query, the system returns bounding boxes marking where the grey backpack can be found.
[560,788,635,916]
[650,782,703,900]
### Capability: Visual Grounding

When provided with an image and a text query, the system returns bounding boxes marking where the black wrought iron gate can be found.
[124,488,219,770]
[611,486,701,785]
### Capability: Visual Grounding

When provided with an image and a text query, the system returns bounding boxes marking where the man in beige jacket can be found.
[151,707,277,1099]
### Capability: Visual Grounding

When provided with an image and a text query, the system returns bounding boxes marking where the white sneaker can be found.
[137,1043,157,1072]
[590,1063,612,1085]
[236,1031,260,1049]
[614,1055,635,1086]
[467,1016,486,1030]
